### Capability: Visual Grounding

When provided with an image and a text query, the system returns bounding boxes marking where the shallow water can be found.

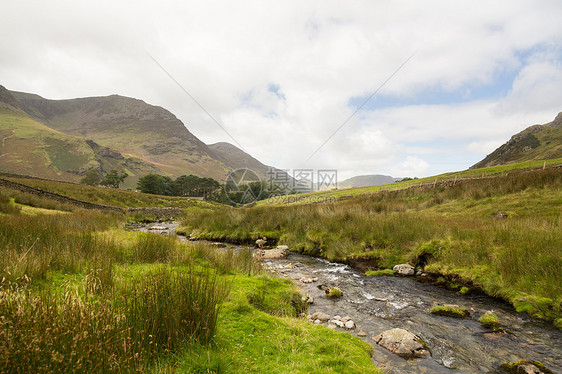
[127,222,561,373]
[264,254,561,373]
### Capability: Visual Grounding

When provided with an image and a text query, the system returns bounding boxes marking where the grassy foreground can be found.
[0,208,379,373]
[180,168,562,325]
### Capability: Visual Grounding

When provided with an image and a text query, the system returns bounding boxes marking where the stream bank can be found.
[127,222,561,373]
[264,253,561,373]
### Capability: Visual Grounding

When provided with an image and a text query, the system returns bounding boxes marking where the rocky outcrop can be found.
[393,264,415,276]
[373,328,430,358]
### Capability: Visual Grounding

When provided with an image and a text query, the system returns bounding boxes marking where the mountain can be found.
[9,89,228,181]
[0,105,159,185]
[471,112,562,169]
[338,174,396,189]
[207,142,294,185]
[0,85,283,187]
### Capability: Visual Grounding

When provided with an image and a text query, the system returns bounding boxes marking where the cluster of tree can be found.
[81,169,294,206]
[80,169,128,188]
[137,173,291,205]
[136,173,220,199]
[396,177,419,182]
[224,180,288,205]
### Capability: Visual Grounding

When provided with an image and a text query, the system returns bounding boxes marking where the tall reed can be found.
[119,266,230,351]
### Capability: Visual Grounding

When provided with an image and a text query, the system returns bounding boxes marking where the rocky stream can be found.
[129,222,562,373]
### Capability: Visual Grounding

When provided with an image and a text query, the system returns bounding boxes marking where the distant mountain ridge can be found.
[338,174,396,189]
[471,112,562,169]
[0,84,282,187]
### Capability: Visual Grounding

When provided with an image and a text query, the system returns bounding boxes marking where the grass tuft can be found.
[430,305,471,318]
[365,269,395,276]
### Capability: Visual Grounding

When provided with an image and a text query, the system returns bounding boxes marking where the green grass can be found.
[326,287,343,299]
[180,168,562,323]
[430,305,471,318]
[0,208,380,373]
[256,158,562,206]
[478,312,503,331]
[154,282,379,374]
[1,173,221,209]
[499,359,554,374]
[365,269,395,276]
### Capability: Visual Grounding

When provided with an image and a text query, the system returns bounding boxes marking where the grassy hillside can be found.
[0,209,379,373]
[0,107,160,187]
[338,174,396,189]
[1,173,220,209]
[472,112,562,169]
[10,90,230,181]
[257,158,562,206]
[180,168,562,324]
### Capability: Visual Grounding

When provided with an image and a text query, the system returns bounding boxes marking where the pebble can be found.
[344,320,355,329]
[333,320,345,328]
[357,331,367,337]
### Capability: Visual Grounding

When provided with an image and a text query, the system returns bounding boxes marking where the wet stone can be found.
[373,328,430,359]
[311,312,330,322]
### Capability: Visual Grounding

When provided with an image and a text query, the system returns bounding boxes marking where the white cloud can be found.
[467,139,506,155]
[390,156,430,178]
[497,61,562,114]
[1,0,561,178]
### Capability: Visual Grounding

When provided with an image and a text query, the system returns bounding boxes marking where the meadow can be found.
[0,192,379,373]
[180,167,562,325]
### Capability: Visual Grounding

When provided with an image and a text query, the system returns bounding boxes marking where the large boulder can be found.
[311,312,330,322]
[393,264,415,276]
[373,328,430,358]
[258,245,290,259]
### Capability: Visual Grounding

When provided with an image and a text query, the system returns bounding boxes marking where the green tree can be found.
[173,175,220,198]
[80,169,101,186]
[100,170,128,189]
[137,174,172,195]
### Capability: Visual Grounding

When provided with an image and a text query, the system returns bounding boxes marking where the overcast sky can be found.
[1,1,561,179]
